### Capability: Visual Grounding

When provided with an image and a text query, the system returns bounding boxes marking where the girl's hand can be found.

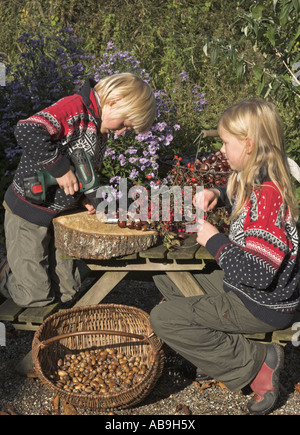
[193,188,220,212]
[56,169,78,196]
[196,220,219,247]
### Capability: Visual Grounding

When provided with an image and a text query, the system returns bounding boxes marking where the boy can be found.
[0,73,156,307]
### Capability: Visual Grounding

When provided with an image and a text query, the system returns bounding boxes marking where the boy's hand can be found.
[56,169,78,196]
[82,198,96,215]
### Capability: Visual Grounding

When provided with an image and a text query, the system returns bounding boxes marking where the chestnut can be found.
[127,220,134,229]
[118,220,126,228]
[200,163,209,171]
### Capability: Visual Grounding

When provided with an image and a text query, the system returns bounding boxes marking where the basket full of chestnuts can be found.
[32,304,164,411]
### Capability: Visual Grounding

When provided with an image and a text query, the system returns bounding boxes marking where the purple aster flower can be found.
[129,169,139,179]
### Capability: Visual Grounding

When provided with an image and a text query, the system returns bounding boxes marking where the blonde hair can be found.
[218,99,298,222]
[94,73,157,133]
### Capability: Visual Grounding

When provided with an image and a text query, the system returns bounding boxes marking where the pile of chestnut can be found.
[171,150,232,188]
[117,218,149,231]
[52,348,149,395]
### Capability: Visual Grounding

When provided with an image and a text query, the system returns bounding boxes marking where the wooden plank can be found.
[243,332,268,341]
[166,271,205,296]
[18,302,60,326]
[272,311,300,343]
[87,260,205,271]
[167,233,199,260]
[116,253,138,260]
[0,299,24,322]
[195,245,214,260]
[139,243,168,259]
[74,271,128,307]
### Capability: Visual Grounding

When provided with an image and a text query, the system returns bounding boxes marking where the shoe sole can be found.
[247,343,284,415]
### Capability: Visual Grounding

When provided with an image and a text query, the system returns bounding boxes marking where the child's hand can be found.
[193,189,220,212]
[82,197,96,215]
[56,169,78,196]
[196,220,219,247]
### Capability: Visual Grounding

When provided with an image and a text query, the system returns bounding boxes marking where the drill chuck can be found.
[84,187,101,210]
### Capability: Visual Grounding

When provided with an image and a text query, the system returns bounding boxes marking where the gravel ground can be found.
[1,274,300,416]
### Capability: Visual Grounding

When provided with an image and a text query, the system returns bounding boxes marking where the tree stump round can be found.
[53,211,159,260]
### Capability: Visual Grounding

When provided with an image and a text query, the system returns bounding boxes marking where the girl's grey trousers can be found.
[150,267,275,391]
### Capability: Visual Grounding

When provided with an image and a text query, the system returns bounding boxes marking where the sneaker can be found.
[247,343,284,415]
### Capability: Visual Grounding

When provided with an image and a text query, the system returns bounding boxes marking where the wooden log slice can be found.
[53,211,159,260]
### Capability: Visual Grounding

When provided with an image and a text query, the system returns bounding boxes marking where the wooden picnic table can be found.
[0,210,216,374]
[0,211,213,331]
[0,209,299,368]
[52,211,216,307]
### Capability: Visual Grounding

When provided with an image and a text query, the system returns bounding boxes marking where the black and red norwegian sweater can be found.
[206,182,300,329]
[4,79,107,227]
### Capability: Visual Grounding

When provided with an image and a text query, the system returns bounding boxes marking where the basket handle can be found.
[38,329,152,350]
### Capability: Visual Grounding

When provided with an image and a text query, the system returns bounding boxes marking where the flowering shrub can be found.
[94,42,206,193]
[0,25,92,167]
[92,41,151,84]
[92,42,176,189]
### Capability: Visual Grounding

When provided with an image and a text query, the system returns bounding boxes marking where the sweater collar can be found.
[77,78,101,130]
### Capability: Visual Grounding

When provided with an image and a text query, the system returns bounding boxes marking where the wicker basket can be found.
[32,304,164,411]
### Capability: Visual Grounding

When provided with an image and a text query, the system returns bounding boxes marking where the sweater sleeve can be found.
[14,98,74,178]
[206,185,292,290]
[214,185,231,208]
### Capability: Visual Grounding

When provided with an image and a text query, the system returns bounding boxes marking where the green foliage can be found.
[201,0,300,174]
[0,0,299,198]
[203,0,300,100]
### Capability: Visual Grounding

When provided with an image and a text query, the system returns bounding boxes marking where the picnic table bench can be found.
[0,230,212,330]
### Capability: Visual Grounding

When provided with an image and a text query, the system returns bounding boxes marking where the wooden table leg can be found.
[166,271,205,297]
[74,271,129,307]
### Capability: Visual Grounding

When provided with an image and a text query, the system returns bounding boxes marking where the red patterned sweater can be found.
[206,182,300,329]
[4,79,107,227]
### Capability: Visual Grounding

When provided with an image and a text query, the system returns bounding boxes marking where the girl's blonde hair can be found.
[94,73,157,133]
[218,99,298,222]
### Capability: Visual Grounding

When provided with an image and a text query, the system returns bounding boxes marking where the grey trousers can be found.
[0,208,86,307]
[150,268,275,391]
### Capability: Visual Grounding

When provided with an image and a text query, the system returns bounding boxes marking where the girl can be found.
[150,100,300,415]
[0,73,156,307]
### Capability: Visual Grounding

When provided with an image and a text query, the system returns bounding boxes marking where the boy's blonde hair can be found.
[218,99,298,222]
[94,73,156,133]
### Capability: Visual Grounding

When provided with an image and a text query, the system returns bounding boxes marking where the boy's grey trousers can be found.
[150,267,276,391]
[0,207,85,307]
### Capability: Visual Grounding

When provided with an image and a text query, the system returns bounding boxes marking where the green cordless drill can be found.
[23,149,101,209]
